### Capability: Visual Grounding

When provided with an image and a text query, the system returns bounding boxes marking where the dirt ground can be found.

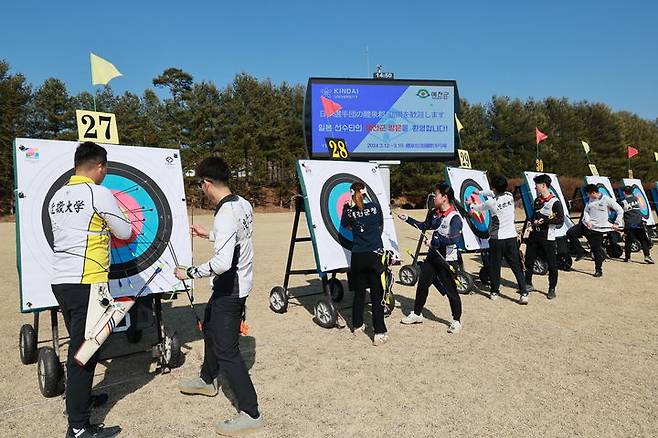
[1,211,657,438]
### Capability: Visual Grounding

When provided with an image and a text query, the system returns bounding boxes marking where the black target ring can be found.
[459,178,491,239]
[41,162,173,279]
[319,173,379,250]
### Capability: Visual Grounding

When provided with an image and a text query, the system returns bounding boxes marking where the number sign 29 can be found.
[325,138,349,159]
[76,110,120,144]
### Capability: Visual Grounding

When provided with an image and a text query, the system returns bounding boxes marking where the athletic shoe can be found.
[178,377,218,397]
[352,324,365,336]
[593,270,603,278]
[447,320,462,333]
[216,411,264,436]
[400,312,424,325]
[547,288,556,300]
[489,292,499,301]
[372,333,389,346]
[645,256,655,264]
[65,424,121,438]
[519,294,529,305]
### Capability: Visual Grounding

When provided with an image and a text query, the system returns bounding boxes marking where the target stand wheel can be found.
[558,254,573,271]
[269,286,288,314]
[533,258,549,276]
[398,264,419,286]
[313,298,338,329]
[328,278,344,302]
[629,239,641,253]
[455,270,475,295]
[37,347,64,398]
[19,324,38,365]
[161,328,183,369]
[606,243,623,259]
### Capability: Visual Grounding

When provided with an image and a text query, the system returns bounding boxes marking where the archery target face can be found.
[446,167,491,250]
[14,139,192,312]
[621,178,655,226]
[297,160,399,272]
[521,171,574,238]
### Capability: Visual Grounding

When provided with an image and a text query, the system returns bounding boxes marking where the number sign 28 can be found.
[325,138,349,159]
[76,110,120,144]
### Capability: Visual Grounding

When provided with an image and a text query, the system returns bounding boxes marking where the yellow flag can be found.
[90,53,122,86]
[581,140,590,154]
[654,151,658,162]
[455,114,464,132]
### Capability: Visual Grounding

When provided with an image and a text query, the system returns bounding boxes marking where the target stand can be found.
[14,139,191,398]
[268,160,400,329]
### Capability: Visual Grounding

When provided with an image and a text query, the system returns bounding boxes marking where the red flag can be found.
[535,128,548,145]
[627,146,639,159]
[320,96,342,118]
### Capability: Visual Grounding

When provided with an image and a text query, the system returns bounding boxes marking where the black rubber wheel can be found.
[269,286,288,314]
[398,264,419,286]
[37,347,64,398]
[328,278,344,302]
[629,239,641,253]
[607,244,623,259]
[125,328,143,344]
[19,324,38,365]
[313,298,337,329]
[455,270,475,295]
[533,258,549,276]
[558,254,573,271]
[163,329,183,369]
[478,266,490,285]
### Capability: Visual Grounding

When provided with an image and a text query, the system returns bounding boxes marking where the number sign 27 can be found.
[325,138,349,159]
[76,110,120,144]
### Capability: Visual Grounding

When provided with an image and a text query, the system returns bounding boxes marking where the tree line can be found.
[2,59,657,214]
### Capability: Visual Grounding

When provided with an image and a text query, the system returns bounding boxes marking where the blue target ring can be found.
[631,185,650,219]
[327,181,354,243]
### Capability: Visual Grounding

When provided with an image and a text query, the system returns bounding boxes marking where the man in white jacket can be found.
[50,142,131,438]
[175,157,263,436]
[567,184,624,277]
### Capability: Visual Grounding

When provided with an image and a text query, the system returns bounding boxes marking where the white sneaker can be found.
[519,294,529,305]
[645,256,655,264]
[490,292,499,300]
[372,333,389,346]
[400,312,424,325]
[447,320,462,333]
[352,324,365,336]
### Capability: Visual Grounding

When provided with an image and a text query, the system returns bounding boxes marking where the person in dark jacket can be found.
[621,186,654,264]
[340,182,388,346]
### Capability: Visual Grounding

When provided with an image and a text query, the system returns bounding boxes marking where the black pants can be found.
[524,235,558,289]
[567,223,605,270]
[414,256,461,321]
[200,293,259,418]
[625,226,651,258]
[350,252,387,334]
[488,237,527,294]
[52,283,100,429]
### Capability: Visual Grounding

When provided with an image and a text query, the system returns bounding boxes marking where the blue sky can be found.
[2,0,656,120]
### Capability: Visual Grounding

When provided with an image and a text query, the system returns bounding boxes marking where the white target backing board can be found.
[620,178,655,226]
[445,167,490,250]
[13,138,192,312]
[296,160,400,273]
[520,172,574,238]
